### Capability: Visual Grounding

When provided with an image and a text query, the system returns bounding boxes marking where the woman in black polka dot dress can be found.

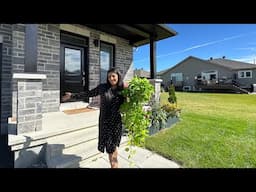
[62,68,128,168]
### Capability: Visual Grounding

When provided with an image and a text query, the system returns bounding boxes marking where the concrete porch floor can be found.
[42,108,100,131]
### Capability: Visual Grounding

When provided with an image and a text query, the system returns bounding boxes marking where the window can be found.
[170,73,183,81]
[64,48,81,75]
[100,42,114,83]
[238,70,252,78]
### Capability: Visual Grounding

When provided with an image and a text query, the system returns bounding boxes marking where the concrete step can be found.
[47,125,98,148]
[79,136,129,168]
[47,136,128,168]
[46,125,98,162]
[47,139,101,168]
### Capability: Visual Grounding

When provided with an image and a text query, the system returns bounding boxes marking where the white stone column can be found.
[149,79,163,104]
[12,73,46,134]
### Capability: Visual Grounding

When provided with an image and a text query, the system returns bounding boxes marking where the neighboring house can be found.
[134,68,150,78]
[0,24,177,167]
[160,56,256,93]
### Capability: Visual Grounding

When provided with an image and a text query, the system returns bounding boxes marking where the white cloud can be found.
[234,55,256,64]
[134,32,256,64]
[157,34,247,58]
[236,47,256,51]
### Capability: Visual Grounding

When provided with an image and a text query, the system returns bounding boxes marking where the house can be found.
[134,68,150,78]
[0,24,177,167]
[160,56,256,93]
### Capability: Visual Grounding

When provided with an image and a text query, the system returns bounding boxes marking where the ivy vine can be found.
[120,76,154,160]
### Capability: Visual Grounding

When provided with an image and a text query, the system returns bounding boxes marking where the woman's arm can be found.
[61,84,101,102]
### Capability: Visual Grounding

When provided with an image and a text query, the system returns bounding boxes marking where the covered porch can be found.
[7,24,177,168]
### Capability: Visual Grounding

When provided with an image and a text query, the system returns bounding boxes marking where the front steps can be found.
[45,122,128,168]
[46,125,99,168]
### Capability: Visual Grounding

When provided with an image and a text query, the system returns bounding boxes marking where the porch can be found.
[8,109,128,168]
[1,24,178,168]
[8,109,180,168]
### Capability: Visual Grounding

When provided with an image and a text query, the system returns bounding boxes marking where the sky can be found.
[133,24,256,72]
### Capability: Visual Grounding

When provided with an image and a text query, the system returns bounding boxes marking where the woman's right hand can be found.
[62,92,72,102]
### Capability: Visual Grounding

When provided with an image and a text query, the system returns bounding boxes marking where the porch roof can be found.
[83,24,177,46]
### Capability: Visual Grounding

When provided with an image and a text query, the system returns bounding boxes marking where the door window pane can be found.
[65,48,81,75]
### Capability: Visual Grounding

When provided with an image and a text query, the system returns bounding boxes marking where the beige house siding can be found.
[161,57,247,89]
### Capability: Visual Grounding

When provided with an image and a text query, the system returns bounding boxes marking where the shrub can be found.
[168,84,177,104]
[161,103,181,118]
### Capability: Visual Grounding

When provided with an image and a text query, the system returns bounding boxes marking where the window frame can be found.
[238,70,252,79]
[100,41,115,83]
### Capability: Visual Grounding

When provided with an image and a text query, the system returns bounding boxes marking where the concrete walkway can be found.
[81,145,181,168]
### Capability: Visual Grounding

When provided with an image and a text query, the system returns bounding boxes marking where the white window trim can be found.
[170,73,183,81]
[201,70,218,80]
[238,70,252,79]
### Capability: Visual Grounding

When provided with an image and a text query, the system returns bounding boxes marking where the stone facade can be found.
[0,24,12,134]
[16,78,44,134]
[37,24,60,113]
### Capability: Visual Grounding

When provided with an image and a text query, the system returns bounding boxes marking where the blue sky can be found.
[133,24,256,72]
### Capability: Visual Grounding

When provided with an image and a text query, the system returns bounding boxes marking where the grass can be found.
[145,92,256,168]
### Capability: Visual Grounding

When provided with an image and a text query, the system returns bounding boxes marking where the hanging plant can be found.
[120,76,154,160]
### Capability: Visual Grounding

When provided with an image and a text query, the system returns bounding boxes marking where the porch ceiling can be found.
[83,24,177,46]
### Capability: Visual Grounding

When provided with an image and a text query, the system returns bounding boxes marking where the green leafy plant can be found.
[120,76,154,160]
[151,103,168,131]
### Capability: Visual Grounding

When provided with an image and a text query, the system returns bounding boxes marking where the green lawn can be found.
[145,92,256,168]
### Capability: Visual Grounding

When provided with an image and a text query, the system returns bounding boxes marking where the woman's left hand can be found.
[123,82,129,88]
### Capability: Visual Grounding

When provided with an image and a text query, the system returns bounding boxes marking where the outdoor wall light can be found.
[93,39,99,47]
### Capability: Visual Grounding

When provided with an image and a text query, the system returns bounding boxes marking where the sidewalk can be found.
[81,145,181,168]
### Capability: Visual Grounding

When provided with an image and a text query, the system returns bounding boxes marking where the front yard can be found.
[145,92,256,168]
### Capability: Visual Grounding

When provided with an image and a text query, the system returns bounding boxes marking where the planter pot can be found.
[164,116,179,129]
[148,116,179,136]
[148,125,160,135]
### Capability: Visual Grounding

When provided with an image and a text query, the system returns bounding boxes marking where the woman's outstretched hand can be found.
[62,92,72,102]
[123,82,129,88]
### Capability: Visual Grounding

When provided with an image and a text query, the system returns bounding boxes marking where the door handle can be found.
[82,77,85,86]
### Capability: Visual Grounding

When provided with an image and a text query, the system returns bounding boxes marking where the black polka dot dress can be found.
[73,83,124,154]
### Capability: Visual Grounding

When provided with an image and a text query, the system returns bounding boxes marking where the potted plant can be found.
[120,76,154,159]
[161,103,181,128]
[148,103,168,135]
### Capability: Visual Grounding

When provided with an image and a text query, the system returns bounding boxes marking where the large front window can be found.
[238,70,252,78]
[100,42,114,83]
[171,73,183,81]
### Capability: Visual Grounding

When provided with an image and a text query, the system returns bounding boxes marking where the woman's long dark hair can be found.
[106,67,124,90]
[104,68,124,110]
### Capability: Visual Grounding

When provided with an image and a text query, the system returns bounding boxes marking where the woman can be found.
[62,68,128,168]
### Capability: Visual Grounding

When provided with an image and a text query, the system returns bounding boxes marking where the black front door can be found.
[60,43,88,102]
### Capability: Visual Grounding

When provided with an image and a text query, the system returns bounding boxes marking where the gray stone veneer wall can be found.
[37,24,60,113]
[86,26,133,106]
[1,24,133,134]
[0,24,13,134]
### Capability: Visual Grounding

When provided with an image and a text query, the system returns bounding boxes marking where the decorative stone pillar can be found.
[13,73,46,134]
[149,79,163,104]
